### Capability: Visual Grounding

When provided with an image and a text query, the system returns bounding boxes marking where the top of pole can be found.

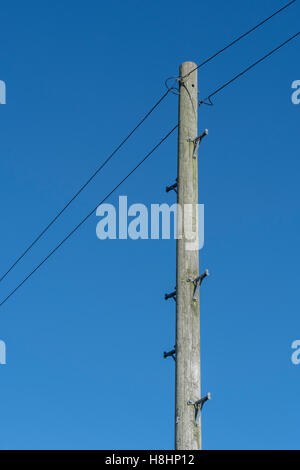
[179,61,197,78]
[180,61,197,67]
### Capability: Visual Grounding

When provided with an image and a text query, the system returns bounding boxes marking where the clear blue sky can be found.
[0,0,299,450]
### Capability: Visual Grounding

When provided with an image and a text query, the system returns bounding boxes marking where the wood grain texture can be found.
[175,62,201,450]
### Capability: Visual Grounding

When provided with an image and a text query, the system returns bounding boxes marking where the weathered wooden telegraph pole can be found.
[175,61,210,450]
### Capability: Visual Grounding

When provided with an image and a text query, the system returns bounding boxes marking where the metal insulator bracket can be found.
[187,269,209,301]
[187,393,211,427]
[187,129,208,159]
[166,180,178,194]
[165,288,177,302]
[164,347,176,361]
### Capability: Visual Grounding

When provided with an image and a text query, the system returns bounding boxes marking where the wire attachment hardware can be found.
[187,129,208,159]
[187,393,211,427]
[166,178,178,194]
[164,346,176,361]
[165,288,176,302]
[165,76,180,96]
[199,97,214,107]
[187,270,209,301]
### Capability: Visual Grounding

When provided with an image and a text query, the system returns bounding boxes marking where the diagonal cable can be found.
[199,30,300,105]
[0,125,178,308]
[0,89,171,283]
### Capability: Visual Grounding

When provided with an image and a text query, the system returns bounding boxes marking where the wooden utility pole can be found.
[175,61,207,450]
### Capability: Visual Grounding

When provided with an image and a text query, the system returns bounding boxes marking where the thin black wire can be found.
[199,30,300,105]
[0,125,178,308]
[0,89,172,283]
[182,0,297,79]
